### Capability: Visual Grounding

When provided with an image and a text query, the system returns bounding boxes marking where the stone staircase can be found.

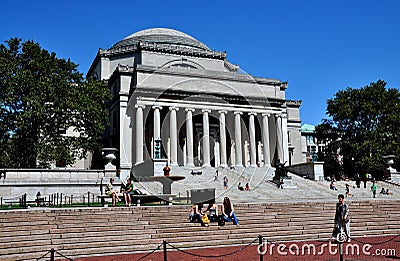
[136,165,400,204]
[0,200,399,260]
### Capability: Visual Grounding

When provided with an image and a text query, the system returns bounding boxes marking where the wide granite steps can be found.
[0,200,399,260]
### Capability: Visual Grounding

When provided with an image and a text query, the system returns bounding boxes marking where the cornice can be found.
[99,41,226,60]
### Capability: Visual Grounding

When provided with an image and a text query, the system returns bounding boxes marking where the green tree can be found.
[316,80,400,180]
[0,38,111,168]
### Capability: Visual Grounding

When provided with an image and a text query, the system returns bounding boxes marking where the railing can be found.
[1,191,102,209]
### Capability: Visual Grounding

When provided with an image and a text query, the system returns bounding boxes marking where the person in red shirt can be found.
[163,162,171,177]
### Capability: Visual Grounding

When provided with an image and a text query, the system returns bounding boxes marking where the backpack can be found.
[202,214,210,224]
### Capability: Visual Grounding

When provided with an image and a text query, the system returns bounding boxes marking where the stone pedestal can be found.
[154,159,168,177]
[383,155,398,180]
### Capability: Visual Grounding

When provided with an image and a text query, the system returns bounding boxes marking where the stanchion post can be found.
[339,242,343,261]
[50,248,55,261]
[163,240,167,261]
[259,235,263,261]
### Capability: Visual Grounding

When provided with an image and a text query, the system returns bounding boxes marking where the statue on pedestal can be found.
[273,159,288,181]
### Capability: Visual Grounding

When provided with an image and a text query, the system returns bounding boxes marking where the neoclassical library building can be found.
[88,28,303,179]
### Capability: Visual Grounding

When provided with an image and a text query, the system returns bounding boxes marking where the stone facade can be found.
[87,28,303,179]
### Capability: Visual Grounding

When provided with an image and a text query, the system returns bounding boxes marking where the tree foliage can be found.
[0,38,111,168]
[315,80,400,179]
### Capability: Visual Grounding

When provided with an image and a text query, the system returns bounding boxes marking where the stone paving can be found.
[137,165,400,204]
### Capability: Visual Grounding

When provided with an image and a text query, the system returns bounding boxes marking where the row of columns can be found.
[135,105,287,167]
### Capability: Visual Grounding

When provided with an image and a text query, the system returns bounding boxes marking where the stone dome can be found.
[111,28,210,51]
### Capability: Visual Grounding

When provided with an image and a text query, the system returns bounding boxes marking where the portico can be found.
[131,98,288,168]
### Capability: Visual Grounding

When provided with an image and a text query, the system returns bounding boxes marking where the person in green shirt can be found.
[371,182,377,198]
[123,179,134,206]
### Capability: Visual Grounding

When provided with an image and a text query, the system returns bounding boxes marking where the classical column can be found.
[119,96,132,170]
[202,109,211,167]
[282,114,289,163]
[169,107,179,166]
[153,106,162,158]
[135,104,145,165]
[262,113,271,166]
[185,108,195,167]
[218,110,227,167]
[276,114,284,163]
[230,140,235,166]
[234,111,243,167]
[248,112,257,167]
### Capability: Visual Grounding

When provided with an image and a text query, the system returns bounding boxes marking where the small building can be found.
[301,123,324,162]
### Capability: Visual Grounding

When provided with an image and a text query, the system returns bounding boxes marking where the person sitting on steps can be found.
[205,201,219,222]
[238,182,244,191]
[189,203,209,227]
[123,178,134,207]
[105,178,121,207]
[330,180,337,190]
[345,184,353,197]
[222,197,239,225]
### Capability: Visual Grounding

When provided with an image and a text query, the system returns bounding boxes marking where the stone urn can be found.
[102,148,117,170]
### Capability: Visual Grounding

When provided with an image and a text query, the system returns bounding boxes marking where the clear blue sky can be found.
[1,0,399,125]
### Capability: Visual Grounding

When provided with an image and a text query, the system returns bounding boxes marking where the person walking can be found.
[345,184,352,197]
[371,182,377,198]
[355,173,361,188]
[223,176,228,190]
[333,194,350,242]
[214,169,219,181]
[363,173,368,188]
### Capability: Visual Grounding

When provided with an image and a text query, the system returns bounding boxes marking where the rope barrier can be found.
[136,243,162,261]
[12,233,400,260]
[35,248,73,261]
[35,249,52,260]
[351,232,400,245]
[54,249,73,261]
[266,237,331,251]
[166,237,258,258]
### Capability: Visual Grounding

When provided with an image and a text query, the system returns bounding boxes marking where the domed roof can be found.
[111,28,210,51]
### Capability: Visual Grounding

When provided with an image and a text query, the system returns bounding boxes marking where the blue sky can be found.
[1,0,399,125]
